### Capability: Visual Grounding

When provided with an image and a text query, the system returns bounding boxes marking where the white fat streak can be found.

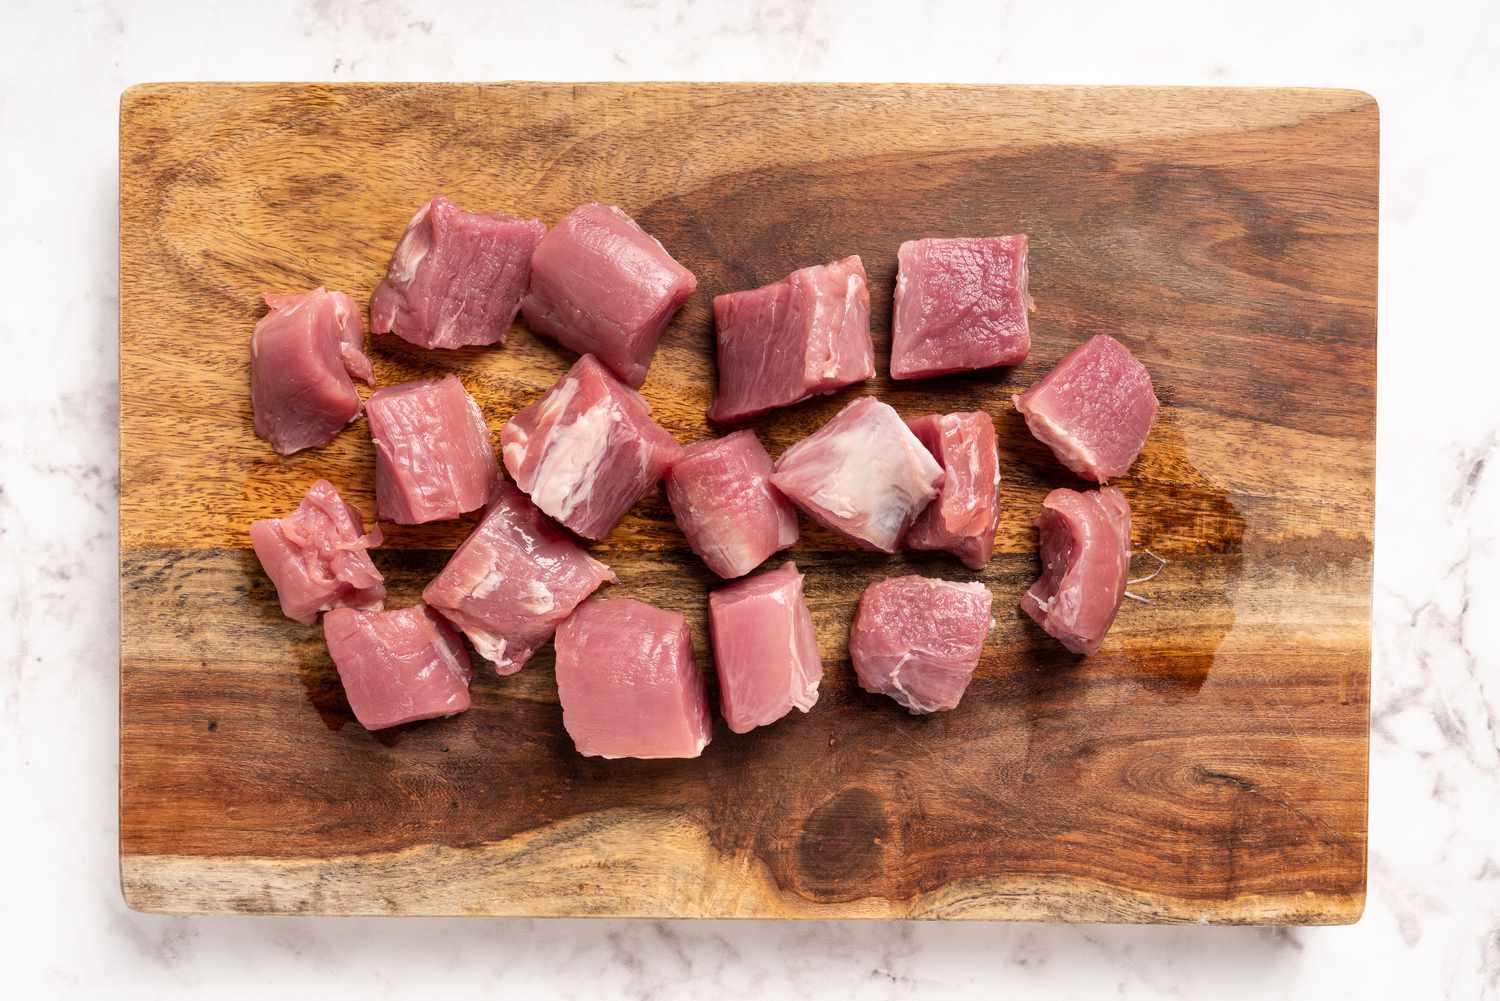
[807,413,942,546]
[1016,400,1103,480]
[390,202,432,283]
[465,628,511,668]
[518,579,556,614]
[530,397,618,521]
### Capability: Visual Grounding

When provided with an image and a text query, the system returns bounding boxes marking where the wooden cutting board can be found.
[119,83,1377,921]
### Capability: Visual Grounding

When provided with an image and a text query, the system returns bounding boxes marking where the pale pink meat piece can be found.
[323,605,473,731]
[502,354,682,540]
[248,479,385,625]
[708,561,822,734]
[250,287,373,455]
[850,575,993,714]
[366,375,498,525]
[1020,486,1131,656]
[520,203,697,388]
[905,412,1001,570]
[707,256,874,423]
[423,480,615,675]
[1013,334,1158,482]
[770,397,944,553]
[891,236,1032,379]
[665,430,798,579]
[554,598,712,759]
[370,195,546,349]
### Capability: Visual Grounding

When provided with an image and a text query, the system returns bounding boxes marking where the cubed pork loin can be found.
[771,397,944,553]
[554,598,712,759]
[850,575,993,714]
[1013,334,1158,482]
[370,195,546,350]
[520,203,696,388]
[502,354,681,540]
[366,375,498,525]
[249,479,385,625]
[904,412,1001,569]
[250,287,373,455]
[423,479,615,675]
[1020,486,1131,656]
[891,236,1032,379]
[707,256,874,423]
[708,561,821,734]
[323,605,473,731]
[665,430,798,579]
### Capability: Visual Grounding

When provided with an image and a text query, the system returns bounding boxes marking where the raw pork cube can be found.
[250,287,374,455]
[520,203,697,387]
[323,605,473,731]
[370,195,546,350]
[1013,334,1158,482]
[1020,486,1131,656]
[502,354,681,540]
[366,375,498,524]
[708,561,822,733]
[850,575,993,714]
[554,598,712,759]
[707,256,874,423]
[423,479,615,675]
[249,479,385,625]
[891,236,1032,379]
[770,397,944,553]
[665,430,798,579]
[904,412,1001,569]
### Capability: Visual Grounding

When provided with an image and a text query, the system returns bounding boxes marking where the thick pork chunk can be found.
[891,236,1031,379]
[250,287,373,455]
[665,430,798,579]
[1020,486,1131,656]
[904,411,1001,569]
[249,479,385,625]
[323,605,473,731]
[366,376,498,524]
[708,561,822,733]
[850,575,993,714]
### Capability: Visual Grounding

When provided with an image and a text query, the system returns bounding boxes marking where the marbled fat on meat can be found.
[248,479,385,625]
[850,575,993,714]
[665,430,799,579]
[1020,486,1132,656]
[250,287,373,455]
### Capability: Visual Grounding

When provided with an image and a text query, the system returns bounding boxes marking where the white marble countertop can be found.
[3,0,1498,997]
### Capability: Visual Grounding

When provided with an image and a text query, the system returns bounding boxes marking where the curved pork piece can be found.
[665,430,798,579]
[850,575,993,714]
[249,479,385,625]
[891,236,1031,379]
[904,411,1001,569]
[250,287,373,455]
[1019,486,1132,656]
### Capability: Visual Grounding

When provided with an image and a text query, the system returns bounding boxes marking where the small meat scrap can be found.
[1020,486,1131,656]
[502,354,681,540]
[423,479,616,675]
[249,479,385,625]
[1013,334,1158,482]
[370,195,546,350]
[850,575,993,714]
[323,605,473,731]
[665,430,798,579]
[250,287,374,455]
[708,561,822,734]
[554,598,712,759]
[366,375,497,525]
[520,203,697,388]
[707,256,874,423]
[905,411,1001,570]
[771,397,944,553]
[891,236,1032,379]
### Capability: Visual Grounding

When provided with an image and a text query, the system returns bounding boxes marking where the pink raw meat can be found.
[366,375,498,524]
[502,354,681,540]
[1020,486,1131,656]
[850,575,993,714]
[370,195,546,350]
[520,203,697,387]
[708,561,821,733]
[323,605,473,731]
[665,430,798,579]
[707,256,874,423]
[1013,334,1158,482]
[554,598,712,759]
[249,479,386,625]
[423,479,616,675]
[891,236,1032,379]
[771,396,944,553]
[250,287,373,455]
[905,412,1001,569]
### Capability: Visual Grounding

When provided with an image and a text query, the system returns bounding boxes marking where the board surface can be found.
[119,83,1377,921]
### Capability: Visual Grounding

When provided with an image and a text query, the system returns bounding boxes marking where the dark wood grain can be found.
[119,83,1376,920]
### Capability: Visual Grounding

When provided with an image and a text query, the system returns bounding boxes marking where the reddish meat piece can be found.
[250,287,373,455]
[1013,334,1158,482]
[891,236,1032,379]
[850,576,993,714]
[323,605,473,731]
[554,598,712,759]
[1020,486,1131,656]
[248,479,385,625]
[707,256,874,423]
[370,195,546,350]
[367,375,497,524]
[665,430,798,579]
[904,411,1001,569]
[520,203,697,387]
[708,561,822,733]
